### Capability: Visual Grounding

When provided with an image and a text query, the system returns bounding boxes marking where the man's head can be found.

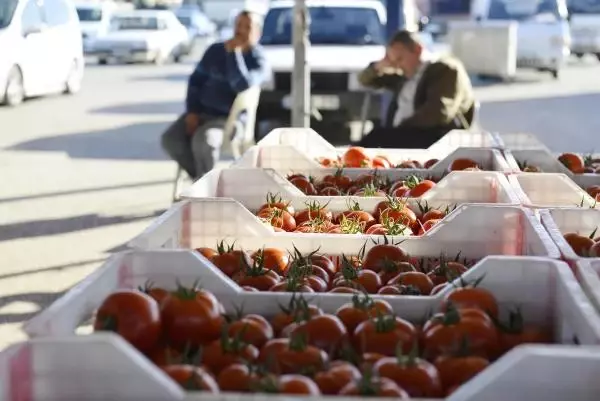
[387,30,424,78]
[234,10,263,45]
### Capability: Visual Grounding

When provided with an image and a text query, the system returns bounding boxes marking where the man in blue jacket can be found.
[161,10,270,180]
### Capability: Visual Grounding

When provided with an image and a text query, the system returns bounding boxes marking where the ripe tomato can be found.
[319,186,343,196]
[409,180,436,197]
[378,261,415,285]
[563,232,595,256]
[217,363,260,393]
[257,207,297,232]
[334,262,382,294]
[337,209,376,229]
[434,354,489,391]
[448,158,479,171]
[93,290,161,353]
[430,283,448,295]
[354,315,417,356]
[558,152,585,173]
[427,260,468,285]
[342,147,370,168]
[314,361,362,395]
[303,275,329,292]
[234,265,281,291]
[289,176,318,195]
[590,241,600,257]
[388,271,434,295]
[397,160,419,169]
[295,202,333,226]
[162,365,219,392]
[373,155,392,169]
[322,170,353,191]
[259,193,295,216]
[377,284,421,295]
[336,294,393,334]
[354,185,387,197]
[212,242,252,278]
[196,247,217,260]
[259,337,328,374]
[228,314,274,348]
[269,277,315,293]
[421,209,446,222]
[418,218,441,235]
[271,297,324,336]
[277,374,322,395]
[162,287,224,348]
[497,310,552,355]
[148,346,182,367]
[380,205,417,227]
[422,307,499,359]
[424,158,439,168]
[138,283,170,309]
[443,286,499,318]
[339,376,409,398]
[202,336,259,375]
[286,314,348,354]
[362,243,409,272]
[252,248,289,274]
[374,355,442,397]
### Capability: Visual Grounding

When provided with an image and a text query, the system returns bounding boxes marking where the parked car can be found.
[0,0,84,106]
[74,0,119,54]
[92,10,190,64]
[174,7,216,39]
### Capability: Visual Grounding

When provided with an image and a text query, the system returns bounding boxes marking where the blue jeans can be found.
[161,114,226,180]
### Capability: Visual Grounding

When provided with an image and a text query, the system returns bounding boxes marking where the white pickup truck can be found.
[257,0,388,143]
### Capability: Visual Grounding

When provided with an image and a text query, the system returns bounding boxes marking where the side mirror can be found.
[23,25,42,37]
[418,16,429,32]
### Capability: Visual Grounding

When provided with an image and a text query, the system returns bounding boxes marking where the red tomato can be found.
[319,186,343,196]
[322,170,353,191]
[342,147,370,168]
[443,286,499,318]
[161,287,224,348]
[336,294,393,333]
[228,314,274,348]
[257,207,297,232]
[270,297,324,336]
[252,247,290,274]
[148,346,183,366]
[202,336,259,375]
[258,193,295,215]
[354,315,417,356]
[424,158,439,168]
[277,374,322,395]
[435,354,489,391]
[286,313,349,353]
[418,218,441,235]
[374,355,443,397]
[212,242,253,277]
[373,156,392,169]
[196,247,217,260]
[422,307,499,360]
[362,243,409,272]
[93,290,161,353]
[314,361,362,395]
[380,205,417,227]
[295,202,333,226]
[163,365,219,392]
[339,376,409,397]
[234,265,281,291]
[289,176,318,195]
[388,271,434,295]
[259,337,328,374]
[217,363,259,393]
[334,262,382,293]
[421,209,446,222]
[427,260,468,285]
[378,261,416,285]
[409,180,436,197]
[449,158,480,171]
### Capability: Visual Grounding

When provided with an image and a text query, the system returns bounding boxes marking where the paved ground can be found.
[1,52,600,349]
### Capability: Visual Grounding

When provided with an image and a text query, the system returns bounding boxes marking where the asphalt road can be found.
[1,53,599,349]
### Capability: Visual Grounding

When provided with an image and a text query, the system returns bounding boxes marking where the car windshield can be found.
[568,0,600,13]
[176,15,191,26]
[112,16,159,30]
[0,0,19,29]
[261,6,384,45]
[488,0,565,21]
[77,8,103,22]
[430,0,472,15]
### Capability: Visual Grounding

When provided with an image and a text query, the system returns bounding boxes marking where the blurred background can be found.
[1,0,599,347]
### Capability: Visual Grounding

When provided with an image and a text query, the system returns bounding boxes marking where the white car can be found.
[0,0,84,106]
[92,10,190,64]
[74,1,123,54]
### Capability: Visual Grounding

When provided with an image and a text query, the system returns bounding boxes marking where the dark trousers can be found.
[358,125,449,149]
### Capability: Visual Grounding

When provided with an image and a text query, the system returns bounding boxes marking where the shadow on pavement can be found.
[129,73,189,83]
[480,92,600,152]
[7,121,172,160]
[0,259,105,281]
[0,292,65,324]
[0,209,165,242]
[91,101,183,115]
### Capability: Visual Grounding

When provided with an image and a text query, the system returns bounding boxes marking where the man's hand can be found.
[225,37,250,52]
[184,113,200,135]
[374,49,399,72]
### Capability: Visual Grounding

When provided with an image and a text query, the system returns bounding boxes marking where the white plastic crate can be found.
[505,149,600,181]
[540,208,600,261]
[0,334,185,401]
[577,260,600,313]
[508,173,599,209]
[493,132,550,151]
[128,200,559,259]
[236,144,511,173]
[19,255,600,400]
[181,168,520,209]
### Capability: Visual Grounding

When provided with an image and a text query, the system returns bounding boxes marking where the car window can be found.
[43,0,71,26]
[76,7,102,22]
[0,0,19,29]
[112,15,159,30]
[21,0,44,33]
[261,6,385,45]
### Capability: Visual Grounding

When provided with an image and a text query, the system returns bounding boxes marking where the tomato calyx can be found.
[218,324,250,354]
[288,332,310,352]
[372,312,399,333]
[172,279,204,300]
[378,215,412,235]
[304,199,329,213]
[390,284,422,296]
[246,249,274,277]
[352,366,381,396]
[338,215,365,234]
[416,200,432,215]
[95,314,118,332]
[404,175,422,190]
[216,240,236,255]
[490,307,525,335]
[345,199,362,211]
[394,341,420,368]
[339,255,360,281]
[277,293,314,322]
[351,293,376,310]
[264,192,287,206]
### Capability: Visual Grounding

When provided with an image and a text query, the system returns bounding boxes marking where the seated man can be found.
[162,10,270,180]
[357,30,475,149]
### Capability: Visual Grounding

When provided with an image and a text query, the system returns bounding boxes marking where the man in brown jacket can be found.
[357,30,475,148]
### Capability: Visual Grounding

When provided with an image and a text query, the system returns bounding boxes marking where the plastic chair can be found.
[172,86,261,202]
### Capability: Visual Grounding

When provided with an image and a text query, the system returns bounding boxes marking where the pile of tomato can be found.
[563,229,600,257]
[317,146,482,172]
[255,193,454,235]
[586,186,600,201]
[94,281,553,397]
[197,240,475,296]
[520,153,600,175]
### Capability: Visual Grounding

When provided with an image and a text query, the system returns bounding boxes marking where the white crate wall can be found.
[493,132,550,151]
[508,173,598,209]
[577,260,600,314]
[540,208,600,261]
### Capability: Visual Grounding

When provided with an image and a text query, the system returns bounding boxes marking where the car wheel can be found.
[596,53,600,61]
[98,58,108,65]
[64,60,82,95]
[551,69,559,79]
[574,52,584,59]
[2,66,24,107]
